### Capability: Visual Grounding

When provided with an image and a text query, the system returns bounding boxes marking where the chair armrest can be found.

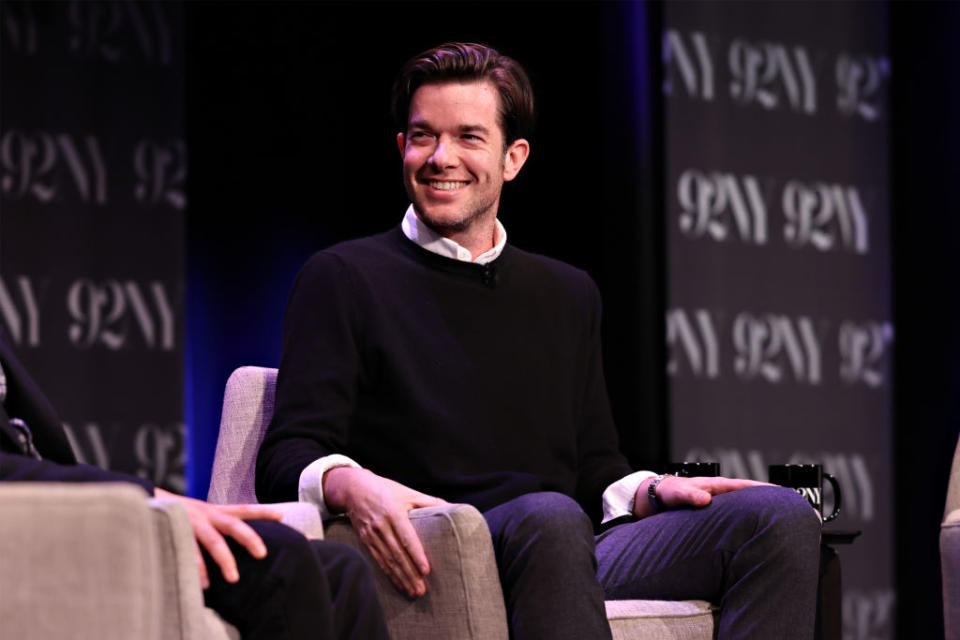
[151,496,238,640]
[149,498,316,640]
[266,500,325,540]
[0,483,161,640]
[942,509,960,640]
[325,503,508,640]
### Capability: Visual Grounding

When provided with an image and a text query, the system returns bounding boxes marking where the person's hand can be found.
[153,488,283,589]
[324,467,447,598]
[632,475,770,519]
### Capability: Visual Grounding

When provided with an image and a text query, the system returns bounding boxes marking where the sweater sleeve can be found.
[0,451,154,494]
[255,252,365,502]
[574,278,634,526]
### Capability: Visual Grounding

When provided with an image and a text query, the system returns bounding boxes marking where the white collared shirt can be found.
[400,204,507,264]
[298,206,650,523]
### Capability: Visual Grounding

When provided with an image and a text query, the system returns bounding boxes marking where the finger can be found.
[219,504,283,521]
[194,540,210,590]
[666,479,712,507]
[708,478,766,495]
[210,511,268,559]
[362,527,420,597]
[393,513,431,575]
[194,519,240,583]
[377,519,427,596]
[411,492,448,508]
[355,520,416,594]
[365,536,417,596]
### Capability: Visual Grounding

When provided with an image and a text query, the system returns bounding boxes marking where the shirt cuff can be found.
[601,470,657,524]
[298,454,361,521]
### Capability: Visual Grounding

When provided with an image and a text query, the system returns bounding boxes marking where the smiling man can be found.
[399,79,528,255]
[256,42,821,639]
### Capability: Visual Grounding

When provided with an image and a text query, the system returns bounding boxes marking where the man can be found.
[256,42,821,639]
[0,328,390,640]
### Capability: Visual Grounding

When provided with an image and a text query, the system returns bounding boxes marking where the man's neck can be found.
[402,205,507,265]
[438,220,497,261]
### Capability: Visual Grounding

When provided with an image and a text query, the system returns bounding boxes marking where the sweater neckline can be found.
[388,226,512,285]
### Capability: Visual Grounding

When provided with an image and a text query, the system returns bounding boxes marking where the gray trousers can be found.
[483,486,821,640]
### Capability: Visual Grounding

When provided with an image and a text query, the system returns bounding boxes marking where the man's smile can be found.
[422,179,470,191]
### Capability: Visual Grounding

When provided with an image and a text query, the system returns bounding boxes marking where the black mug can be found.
[665,461,720,477]
[768,464,841,523]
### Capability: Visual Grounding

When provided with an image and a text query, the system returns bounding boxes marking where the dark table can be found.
[816,529,862,640]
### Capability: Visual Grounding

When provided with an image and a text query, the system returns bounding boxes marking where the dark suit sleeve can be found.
[0,451,154,494]
[0,328,76,464]
[0,327,153,494]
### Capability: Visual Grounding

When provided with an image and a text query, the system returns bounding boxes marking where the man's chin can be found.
[414,207,473,234]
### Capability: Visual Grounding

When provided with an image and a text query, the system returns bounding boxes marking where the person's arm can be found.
[153,488,281,589]
[601,470,655,523]
[0,450,154,492]
[1,451,282,589]
[256,252,366,503]
[631,475,769,519]
[573,276,634,524]
[254,252,439,598]
[324,467,445,598]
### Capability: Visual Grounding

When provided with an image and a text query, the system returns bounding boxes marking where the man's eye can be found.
[462,134,480,141]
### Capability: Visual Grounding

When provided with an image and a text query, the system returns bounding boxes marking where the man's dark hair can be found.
[391,42,535,147]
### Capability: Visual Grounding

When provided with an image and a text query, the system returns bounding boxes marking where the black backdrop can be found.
[183,0,667,498]
[0,1,952,638]
[890,3,960,638]
[183,2,960,636]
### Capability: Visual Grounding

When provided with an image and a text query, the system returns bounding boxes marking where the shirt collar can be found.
[401,205,507,265]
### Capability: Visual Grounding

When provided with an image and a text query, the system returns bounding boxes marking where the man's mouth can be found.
[426,180,469,191]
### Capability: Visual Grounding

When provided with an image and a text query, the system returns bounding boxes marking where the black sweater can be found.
[256,227,632,524]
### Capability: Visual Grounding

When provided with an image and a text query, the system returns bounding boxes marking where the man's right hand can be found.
[323,467,447,598]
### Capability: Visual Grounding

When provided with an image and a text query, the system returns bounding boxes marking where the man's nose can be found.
[428,137,457,168]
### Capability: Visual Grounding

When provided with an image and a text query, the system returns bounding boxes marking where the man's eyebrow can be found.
[459,124,492,135]
[406,120,492,136]
[407,118,432,130]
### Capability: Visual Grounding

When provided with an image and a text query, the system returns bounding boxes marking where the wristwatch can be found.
[648,474,667,513]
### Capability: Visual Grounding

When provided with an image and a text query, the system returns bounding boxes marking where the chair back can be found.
[947,435,960,521]
[207,366,278,504]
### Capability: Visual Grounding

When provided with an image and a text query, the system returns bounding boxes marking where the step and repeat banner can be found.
[662,3,893,638]
[0,1,185,491]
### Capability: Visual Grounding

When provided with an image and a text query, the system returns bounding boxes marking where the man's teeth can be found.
[429,181,466,190]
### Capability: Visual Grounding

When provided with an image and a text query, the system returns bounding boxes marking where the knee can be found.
[313,541,377,590]
[257,521,323,573]
[732,486,821,555]
[503,492,594,547]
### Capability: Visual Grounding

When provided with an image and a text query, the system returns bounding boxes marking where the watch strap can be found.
[648,474,667,512]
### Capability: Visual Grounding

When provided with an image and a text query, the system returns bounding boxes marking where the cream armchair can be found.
[942,434,960,640]
[208,366,716,640]
[0,481,323,640]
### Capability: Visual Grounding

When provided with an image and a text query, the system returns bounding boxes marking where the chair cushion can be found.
[942,510,960,640]
[605,599,716,639]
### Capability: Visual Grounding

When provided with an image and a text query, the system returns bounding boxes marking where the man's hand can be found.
[632,475,769,519]
[324,467,447,598]
[153,488,283,589]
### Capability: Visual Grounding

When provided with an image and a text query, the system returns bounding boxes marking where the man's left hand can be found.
[632,475,769,519]
[154,488,283,589]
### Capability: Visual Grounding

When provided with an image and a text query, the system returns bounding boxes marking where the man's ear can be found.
[396,132,406,157]
[502,138,530,182]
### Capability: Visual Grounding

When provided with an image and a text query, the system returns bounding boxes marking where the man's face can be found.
[398,80,529,237]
